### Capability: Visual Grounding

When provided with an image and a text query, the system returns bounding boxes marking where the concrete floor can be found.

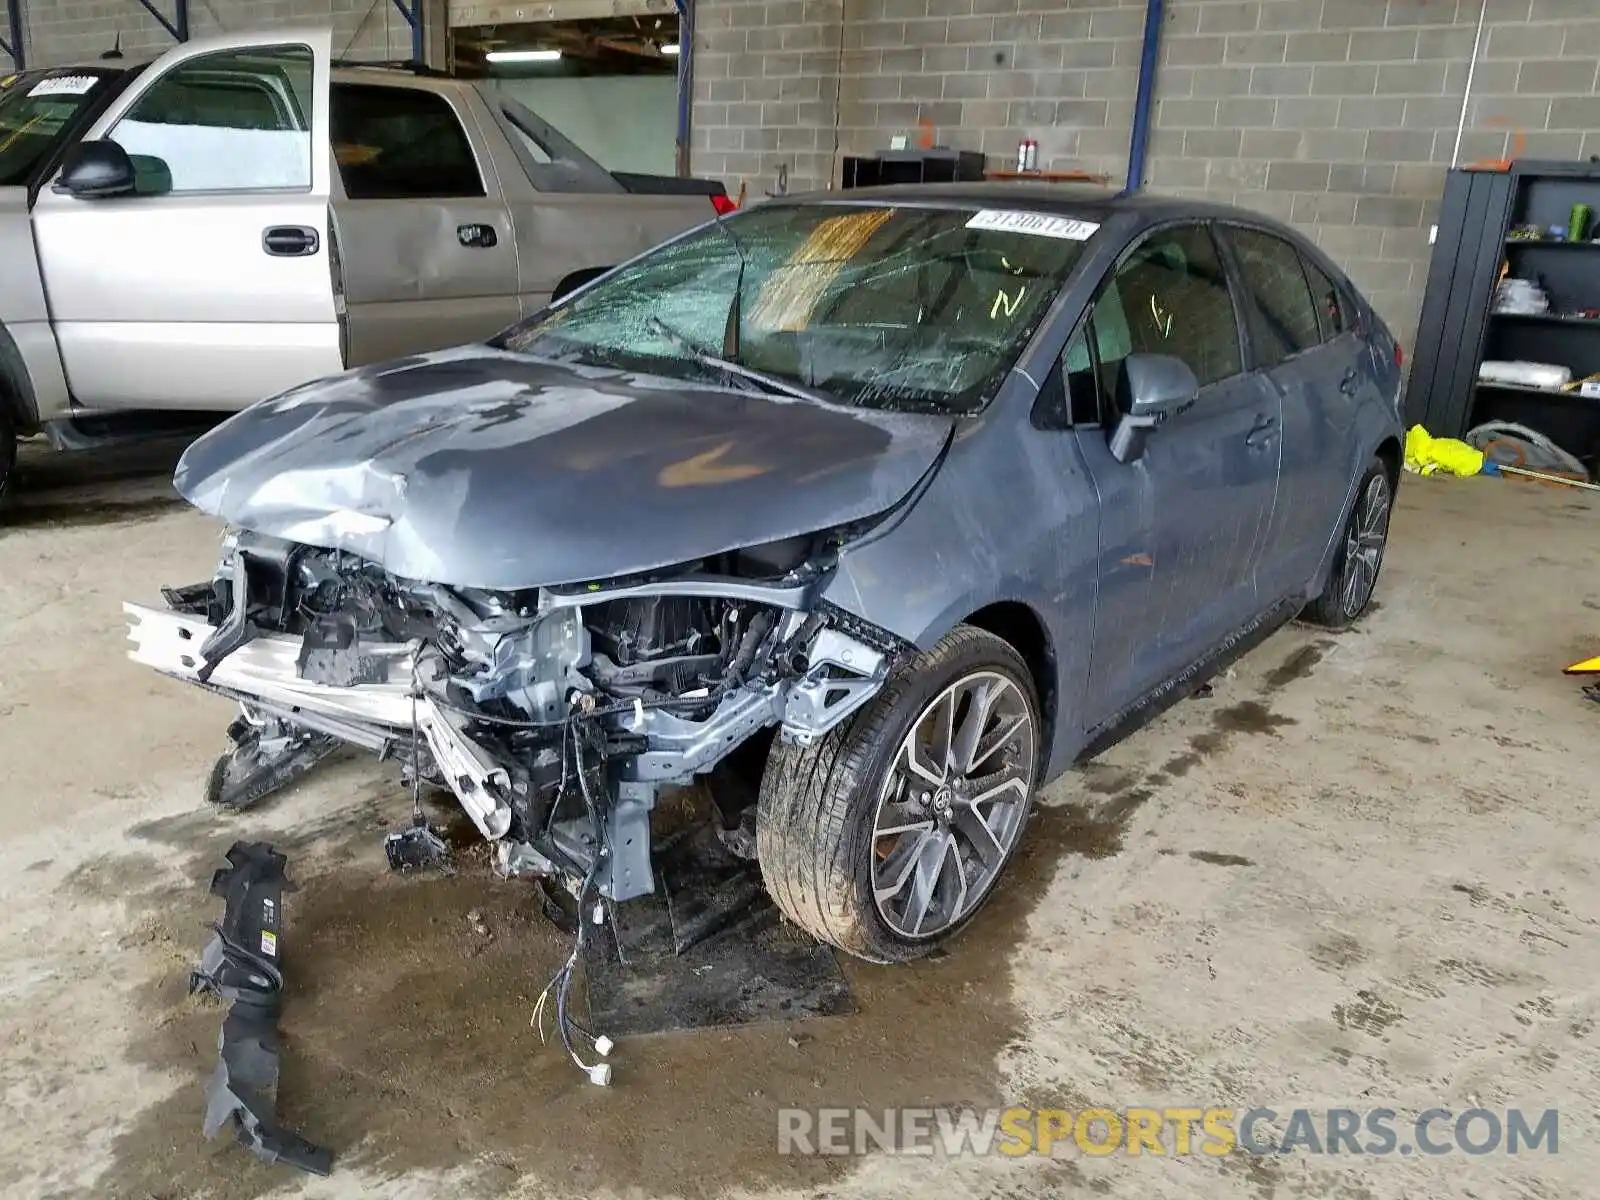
[1,440,1596,1200]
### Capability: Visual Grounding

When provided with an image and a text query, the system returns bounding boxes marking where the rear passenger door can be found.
[1222,225,1356,601]
[329,80,519,366]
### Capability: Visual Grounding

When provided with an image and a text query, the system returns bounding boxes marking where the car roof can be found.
[783,181,1277,228]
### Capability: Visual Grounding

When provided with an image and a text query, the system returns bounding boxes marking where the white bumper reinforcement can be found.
[124,603,514,840]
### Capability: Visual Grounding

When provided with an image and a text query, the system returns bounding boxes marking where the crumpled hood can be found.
[175,345,955,590]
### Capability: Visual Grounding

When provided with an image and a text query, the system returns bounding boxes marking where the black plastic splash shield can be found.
[583,820,854,1036]
[189,841,331,1176]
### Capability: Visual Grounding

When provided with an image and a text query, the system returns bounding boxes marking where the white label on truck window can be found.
[966,209,1100,241]
[29,75,98,97]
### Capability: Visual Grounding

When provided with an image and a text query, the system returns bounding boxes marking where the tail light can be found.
[1395,343,1405,368]
[710,193,738,216]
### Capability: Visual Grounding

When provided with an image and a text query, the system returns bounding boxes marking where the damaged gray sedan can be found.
[124,185,1404,963]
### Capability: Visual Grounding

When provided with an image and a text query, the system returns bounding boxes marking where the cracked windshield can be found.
[505,203,1094,413]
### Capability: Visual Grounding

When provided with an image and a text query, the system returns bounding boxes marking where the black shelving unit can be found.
[840,149,986,189]
[1407,159,1600,468]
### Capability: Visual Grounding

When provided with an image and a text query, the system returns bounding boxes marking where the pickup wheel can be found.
[0,407,15,510]
[756,626,1041,963]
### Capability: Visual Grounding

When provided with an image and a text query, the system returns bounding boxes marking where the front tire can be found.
[1303,457,1393,629]
[0,408,16,511]
[756,626,1041,963]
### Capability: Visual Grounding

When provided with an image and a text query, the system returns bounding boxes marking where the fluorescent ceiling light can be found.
[660,42,681,55]
[486,48,562,63]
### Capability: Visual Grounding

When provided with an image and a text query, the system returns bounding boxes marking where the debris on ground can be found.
[1404,424,1486,478]
[189,841,331,1176]
[585,818,853,1037]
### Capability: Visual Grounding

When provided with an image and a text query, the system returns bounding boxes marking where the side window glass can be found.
[111,46,312,192]
[332,84,485,199]
[1303,258,1347,341]
[1230,227,1322,364]
[1092,224,1242,403]
[1061,325,1101,426]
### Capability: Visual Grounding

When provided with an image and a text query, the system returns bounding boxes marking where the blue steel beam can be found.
[673,0,692,176]
[1,0,25,69]
[1124,0,1163,192]
[389,0,424,64]
[131,0,190,43]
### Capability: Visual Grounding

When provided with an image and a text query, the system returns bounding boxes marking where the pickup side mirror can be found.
[551,265,614,304]
[1107,353,1201,463]
[55,140,170,199]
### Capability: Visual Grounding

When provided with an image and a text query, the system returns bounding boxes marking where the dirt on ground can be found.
[0,439,1596,1199]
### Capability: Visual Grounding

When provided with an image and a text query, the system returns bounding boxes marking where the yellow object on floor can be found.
[1404,424,1486,477]
[1565,654,1600,675]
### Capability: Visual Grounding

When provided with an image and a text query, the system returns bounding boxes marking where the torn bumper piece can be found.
[189,841,331,1177]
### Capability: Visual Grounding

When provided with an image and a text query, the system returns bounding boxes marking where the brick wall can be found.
[691,0,846,196]
[691,0,1600,345]
[12,0,411,69]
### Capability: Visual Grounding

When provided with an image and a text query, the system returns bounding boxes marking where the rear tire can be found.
[1303,457,1392,629]
[756,626,1041,963]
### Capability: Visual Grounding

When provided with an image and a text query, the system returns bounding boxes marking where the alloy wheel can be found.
[1341,473,1391,617]
[870,670,1036,939]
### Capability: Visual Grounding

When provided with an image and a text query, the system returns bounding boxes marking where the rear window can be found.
[331,83,485,200]
[505,202,1097,414]
[1304,258,1348,340]
[0,69,121,187]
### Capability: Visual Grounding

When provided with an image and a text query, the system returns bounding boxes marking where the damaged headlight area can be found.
[126,529,906,903]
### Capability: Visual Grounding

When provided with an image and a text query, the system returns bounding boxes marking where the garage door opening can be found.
[453,8,683,178]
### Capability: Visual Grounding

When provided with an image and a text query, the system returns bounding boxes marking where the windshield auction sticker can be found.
[29,75,99,97]
[966,210,1100,240]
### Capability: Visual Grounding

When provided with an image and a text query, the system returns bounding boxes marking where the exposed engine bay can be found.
[125,528,905,905]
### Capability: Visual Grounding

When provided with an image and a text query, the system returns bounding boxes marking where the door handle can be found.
[262,225,319,257]
[1245,414,1278,448]
[1339,367,1360,396]
[457,223,498,249]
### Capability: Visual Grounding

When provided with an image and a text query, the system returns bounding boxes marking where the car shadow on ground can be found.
[4,436,193,530]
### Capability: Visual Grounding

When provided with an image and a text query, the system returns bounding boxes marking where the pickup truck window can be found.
[331,83,485,200]
[110,45,313,193]
[0,69,121,187]
[506,202,1090,415]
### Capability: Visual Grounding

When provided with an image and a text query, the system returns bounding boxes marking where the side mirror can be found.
[551,264,614,304]
[55,140,137,198]
[1107,353,1200,463]
[54,140,170,199]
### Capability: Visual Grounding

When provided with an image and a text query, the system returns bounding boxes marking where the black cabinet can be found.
[1408,159,1600,467]
[840,149,986,189]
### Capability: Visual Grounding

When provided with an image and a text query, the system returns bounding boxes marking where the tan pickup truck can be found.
[0,28,730,503]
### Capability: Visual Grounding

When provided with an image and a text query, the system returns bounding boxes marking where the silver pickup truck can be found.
[0,28,729,503]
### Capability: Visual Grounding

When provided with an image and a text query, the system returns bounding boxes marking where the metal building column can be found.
[390,0,424,64]
[673,0,692,176]
[1125,0,1163,191]
[132,0,190,42]
[1,0,25,69]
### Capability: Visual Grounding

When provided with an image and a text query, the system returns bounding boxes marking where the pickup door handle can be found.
[262,225,319,257]
[457,223,498,248]
[1245,414,1278,448]
[1339,367,1360,396]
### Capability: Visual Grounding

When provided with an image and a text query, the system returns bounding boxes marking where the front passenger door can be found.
[1077,223,1282,716]
[31,31,342,411]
